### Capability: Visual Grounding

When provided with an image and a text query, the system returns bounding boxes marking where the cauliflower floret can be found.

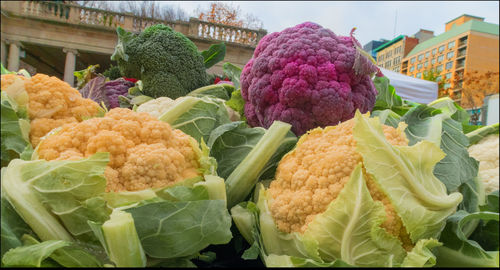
[268,117,413,250]
[468,134,499,194]
[1,73,101,146]
[136,97,174,118]
[37,108,201,192]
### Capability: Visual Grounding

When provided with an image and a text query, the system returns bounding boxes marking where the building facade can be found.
[401,14,499,105]
[374,35,419,72]
[362,39,388,61]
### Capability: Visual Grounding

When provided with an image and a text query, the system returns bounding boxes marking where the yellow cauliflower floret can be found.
[37,108,201,193]
[268,117,413,250]
[1,73,101,146]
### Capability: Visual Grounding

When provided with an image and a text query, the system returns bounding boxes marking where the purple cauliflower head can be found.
[240,22,380,135]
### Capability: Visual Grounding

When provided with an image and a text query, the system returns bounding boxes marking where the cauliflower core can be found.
[1,74,101,146]
[240,22,379,136]
[37,108,201,192]
[268,117,413,250]
[468,134,499,194]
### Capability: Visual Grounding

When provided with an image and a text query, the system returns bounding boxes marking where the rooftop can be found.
[445,14,485,24]
[374,35,405,52]
[406,20,499,58]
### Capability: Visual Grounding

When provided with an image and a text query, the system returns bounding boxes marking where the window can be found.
[410,57,416,64]
[418,54,424,61]
[424,61,429,68]
[387,51,392,58]
[447,51,454,59]
[416,72,422,78]
[445,73,452,79]
[417,63,422,70]
[425,51,430,58]
[410,66,415,72]
[448,41,456,49]
[438,45,445,53]
[432,48,437,55]
[436,76,442,82]
[445,61,453,70]
[431,58,436,65]
[438,55,444,62]
[385,61,391,68]
[436,65,443,72]
[393,56,401,66]
[379,54,384,61]
[444,83,451,89]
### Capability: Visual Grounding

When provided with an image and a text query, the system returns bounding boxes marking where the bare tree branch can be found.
[75,0,188,21]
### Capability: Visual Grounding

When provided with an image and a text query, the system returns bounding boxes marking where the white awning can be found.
[379,68,438,104]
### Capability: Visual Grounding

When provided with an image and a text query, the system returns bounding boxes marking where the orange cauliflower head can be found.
[36,108,201,192]
[1,73,101,146]
[267,117,413,250]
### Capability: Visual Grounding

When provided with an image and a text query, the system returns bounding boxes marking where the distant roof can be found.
[374,35,405,52]
[445,14,485,25]
[406,20,499,58]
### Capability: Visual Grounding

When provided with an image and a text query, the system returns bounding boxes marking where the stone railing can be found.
[2,1,266,46]
[189,18,266,46]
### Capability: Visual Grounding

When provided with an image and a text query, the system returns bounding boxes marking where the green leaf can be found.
[1,153,111,242]
[125,199,232,259]
[223,62,242,89]
[225,89,246,121]
[130,95,154,105]
[73,64,100,89]
[401,105,480,210]
[401,238,442,267]
[466,123,499,145]
[1,63,16,75]
[20,234,104,267]
[159,96,231,144]
[428,97,470,125]
[188,83,235,100]
[435,210,499,267]
[111,26,134,62]
[373,76,403,110]
[157,185,209,202]
[201,42,226,69]
[354,111,463,242]
[2,236,70,267]
[1,196,36,257]
[480,190,499,213]
[371,109,401,128]
[1,88,31,168]
[241,241,260,260]
[207,121,265,179]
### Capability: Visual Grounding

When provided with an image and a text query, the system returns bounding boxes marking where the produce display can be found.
[0,22,498,268]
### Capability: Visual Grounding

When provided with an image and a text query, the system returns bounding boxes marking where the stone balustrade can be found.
[4,0,266,47]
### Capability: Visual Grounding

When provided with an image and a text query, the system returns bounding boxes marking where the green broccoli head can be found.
[111,24,208,99]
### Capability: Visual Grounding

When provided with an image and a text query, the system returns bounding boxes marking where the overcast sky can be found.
[165,1,499,46]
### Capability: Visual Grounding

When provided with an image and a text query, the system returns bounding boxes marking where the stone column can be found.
[7,41,21,71]
[1,40,6,67]
[63,48,78,87]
